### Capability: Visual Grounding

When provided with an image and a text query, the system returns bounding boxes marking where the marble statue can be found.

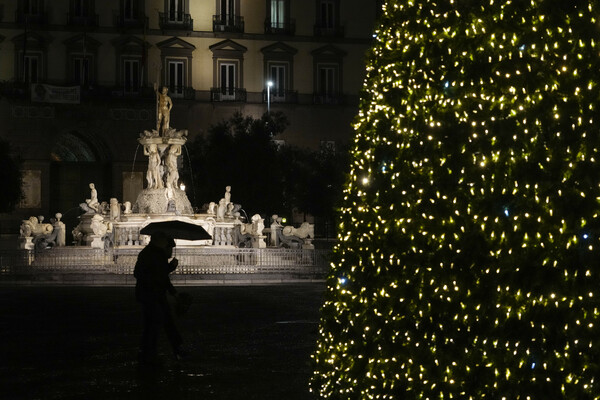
[19,217,35,238]
[155,82,173,136]
[100,201,109,215]
[226,202,234,217]
[224,186,231,204]
[207,202,217,216]
[231,204,242,221]
[86,183,100,213]
[19,216,53,238]
[109,198,120,220]
[251,214,265,236]
[217,198,227,221]
[19,216,54,250]
[164,129,188,140]
[270,214,283,247]
[53,213,66,246]
[237,214,266,248]
[72,225,83,245]
[123,201,132,214]
[282,222,314,239]
[165,144,181,190]
[144,143,163,189]
[90,214,109,236]
[140,129,159,139]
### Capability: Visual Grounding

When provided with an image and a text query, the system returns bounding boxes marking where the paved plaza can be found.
[0,283,325,399]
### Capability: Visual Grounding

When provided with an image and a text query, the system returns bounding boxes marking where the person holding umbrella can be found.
[134,231,186,365]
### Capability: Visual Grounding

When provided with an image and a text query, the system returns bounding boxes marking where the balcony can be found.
[159,12,193,31]
[167,86,195,100]
[113,11,148,30]
[264,19,296,35]
[262,89,298,104]
[211,87,247,102]
[110,85,154,98]
[67,13,99,27]
[213,15,244,33]
[313,24,345,37]
[15,11,48,25]
[313,92,345,105]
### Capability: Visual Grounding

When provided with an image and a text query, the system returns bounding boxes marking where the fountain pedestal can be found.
[20,237,34,250]
[134,187,193,215]
[135,133,193,215]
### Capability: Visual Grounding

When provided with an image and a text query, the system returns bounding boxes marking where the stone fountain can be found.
[18,84,315,251]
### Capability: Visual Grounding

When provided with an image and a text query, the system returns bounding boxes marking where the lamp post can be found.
[267,80,273,114]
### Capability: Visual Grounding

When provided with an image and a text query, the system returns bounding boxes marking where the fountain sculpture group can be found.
[19,85,314,251]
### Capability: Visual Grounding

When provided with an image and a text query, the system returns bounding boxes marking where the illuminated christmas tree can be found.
[311,1,600,398]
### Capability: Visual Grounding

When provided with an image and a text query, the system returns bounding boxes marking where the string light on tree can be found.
[311,1,600,399]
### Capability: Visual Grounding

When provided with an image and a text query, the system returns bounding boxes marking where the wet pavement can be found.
[0,283,325,399]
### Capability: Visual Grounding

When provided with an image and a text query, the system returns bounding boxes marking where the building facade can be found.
[0,0,377,235]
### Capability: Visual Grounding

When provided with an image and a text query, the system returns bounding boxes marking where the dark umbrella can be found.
[139,220,212,241]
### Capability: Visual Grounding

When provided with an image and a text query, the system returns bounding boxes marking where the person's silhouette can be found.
[134,231,186,365]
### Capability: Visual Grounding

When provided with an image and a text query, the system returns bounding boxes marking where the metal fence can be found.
[0,247,331,277]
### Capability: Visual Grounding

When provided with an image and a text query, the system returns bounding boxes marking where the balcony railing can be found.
[263,89,298,104]
[113,11,148,29]
[211,87,247,102]
[159,11,193,31]
[15,11,48,25]
[313,92,345,105]
[314,24,345,37]
[163,85,195,100]
[213,14,244,33]
[110,85,155,98]
[264,19,296,35]
[67,13,99,27]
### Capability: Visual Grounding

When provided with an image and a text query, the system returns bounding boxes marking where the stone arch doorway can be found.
[49,131,113,239]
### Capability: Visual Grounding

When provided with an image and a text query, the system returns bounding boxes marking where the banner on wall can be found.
[31,84,81,104]
[19,170,42,209]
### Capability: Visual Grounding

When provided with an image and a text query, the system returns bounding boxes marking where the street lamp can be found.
[267,80,273,114]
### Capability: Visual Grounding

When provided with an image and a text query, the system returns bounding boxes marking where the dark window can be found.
[269,64,286,98]
[123,0,139,20]
[169,0,184,22]
[319,66,336,95]
[23,55,39,83]
[220,63,235,98]
[320,0,334,28]
[24,0,43,15]
[168,60,184,96]
[220,0,235,16]
[124,59,140,92]
[270,0,284,27]
[73,57,89,86]
[72,0,91,17]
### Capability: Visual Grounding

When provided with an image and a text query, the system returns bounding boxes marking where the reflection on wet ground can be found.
[0,284,324,399]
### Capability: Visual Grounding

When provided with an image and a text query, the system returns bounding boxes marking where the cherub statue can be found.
[86,183,100,213]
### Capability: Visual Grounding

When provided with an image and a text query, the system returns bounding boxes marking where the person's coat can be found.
[134,243,177,302]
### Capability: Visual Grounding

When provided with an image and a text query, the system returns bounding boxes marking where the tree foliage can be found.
[183,112,348,222]
[311,1,600,398]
